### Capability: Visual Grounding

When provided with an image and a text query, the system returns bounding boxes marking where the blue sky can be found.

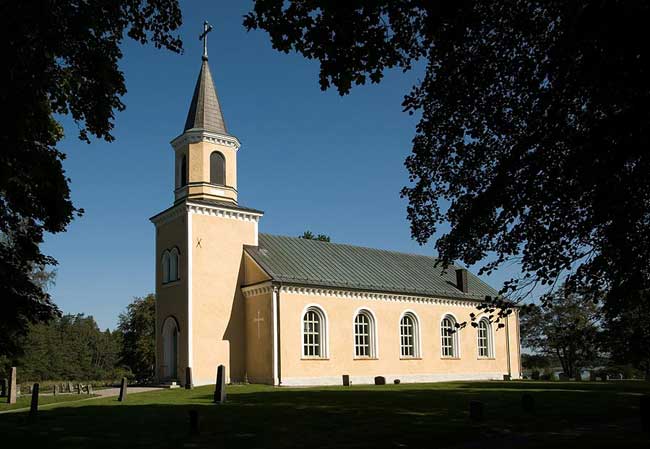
[43,1,521,330]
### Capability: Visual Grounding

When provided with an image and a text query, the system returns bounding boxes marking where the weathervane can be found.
[199,21,213,60]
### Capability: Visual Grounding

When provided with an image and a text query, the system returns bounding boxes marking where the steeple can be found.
[183,21,227,135]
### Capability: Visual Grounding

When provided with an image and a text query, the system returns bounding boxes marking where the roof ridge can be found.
[259,233,453,266]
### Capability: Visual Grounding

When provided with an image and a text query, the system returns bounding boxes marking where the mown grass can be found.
[0,393,99,412]
[0,381,648,448]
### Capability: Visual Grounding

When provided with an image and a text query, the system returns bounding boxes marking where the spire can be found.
[183,22,227,135]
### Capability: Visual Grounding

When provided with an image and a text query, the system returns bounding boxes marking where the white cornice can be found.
[170,129,241,151]
[150,204,186,226]
[187,201,262,223]
[242,282,273,298]
[242,281,486,307]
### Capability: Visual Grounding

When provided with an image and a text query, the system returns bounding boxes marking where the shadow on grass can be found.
[0,383,647,449]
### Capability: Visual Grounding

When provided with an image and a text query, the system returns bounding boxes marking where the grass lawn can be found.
[0,393,100,412]
[0,381,648,448]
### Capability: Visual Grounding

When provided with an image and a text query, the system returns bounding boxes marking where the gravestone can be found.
[0,378,6,397]
[87,384,93,395]
[558,372,569,381]
[641,395,649,433]
[374,376,386,386]
[53,384,57,396]
[213,365,226,404]
[469,400,484,422]
[7,367,17,404]
[118,377,128,402]
[503,374,511,381]
[68,381,73,393]
[189,409,200,436]
[76,383,82,394]
[185,367,193,390]
[394,379,401,385]
[522,393,535,413]
[342,375,350,387]
[29,383,39,421]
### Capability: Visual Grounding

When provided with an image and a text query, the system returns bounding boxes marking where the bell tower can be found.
[172,22,239,205]
[152,21,263,387]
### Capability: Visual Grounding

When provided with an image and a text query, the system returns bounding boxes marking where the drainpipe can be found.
[272,284,280,386]
[505,313,512,378]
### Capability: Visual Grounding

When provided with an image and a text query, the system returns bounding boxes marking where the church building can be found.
[151,41,521,387]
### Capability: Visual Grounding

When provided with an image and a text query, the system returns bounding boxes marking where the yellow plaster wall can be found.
[190,213,257,385]
[243,253,271,285]
[154,211,188,384]
[277,291,521,385]
[244,292,274,383]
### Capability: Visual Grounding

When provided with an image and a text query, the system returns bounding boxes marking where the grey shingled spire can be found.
[183,58,228,134]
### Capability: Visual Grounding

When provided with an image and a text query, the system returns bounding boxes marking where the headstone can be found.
[87,384,93,395]
[374,376,386,386]
[342,375,350,387]
[118,377,128,402]
[503,374,511,381]
[68,381,73,393]
[53,384,57,396]
[28,384,33,394]
[558,372,569,381]
[469,400,484,422]
[394,379,401,384]
[7,367,17,404]
[0,378,6,397]
[641,395,650,433]
[214,365,226,404]
[522,393,535,413]
[185,367,194,390]
[189,409,200,435]
[76,383,82,394]
[29,383,39,421]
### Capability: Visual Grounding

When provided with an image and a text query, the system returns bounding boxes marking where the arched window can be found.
[169,247,179,282]
[441,315,460,358]
[477,318,493,358]
[354,309,377,358]
[180,154,187,187]
[161,250,170,284]
[302,306,327,358]
[210,151,226,185]
[400,312,420,358]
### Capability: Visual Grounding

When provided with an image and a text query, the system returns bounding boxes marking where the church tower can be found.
[151,23,263,387]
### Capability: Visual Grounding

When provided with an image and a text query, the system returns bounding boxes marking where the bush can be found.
[531,370,540,380]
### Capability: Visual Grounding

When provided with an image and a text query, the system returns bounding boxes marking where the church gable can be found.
[244,234,497,301]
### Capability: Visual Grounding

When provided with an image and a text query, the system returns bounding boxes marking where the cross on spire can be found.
[199,20,213,61]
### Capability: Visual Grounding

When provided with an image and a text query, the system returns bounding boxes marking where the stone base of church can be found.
[279,372,507,387]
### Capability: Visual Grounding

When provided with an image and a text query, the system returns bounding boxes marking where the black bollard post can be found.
[641,394,650,433]
[118,377,128,402]
[469,400,484,422]
[189,409,200,435]
[522,393,535,413]
[342,375,350,387]
[29,383,39,421]
[213,365,226,404]
[185,367,193,390]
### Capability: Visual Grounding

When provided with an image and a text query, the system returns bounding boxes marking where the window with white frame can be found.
[477,318,492,358]
[354,310,376,358]
[400,312,419,358]
[162,250,170,284]
[303,307,326,357]
[441,315,459,358]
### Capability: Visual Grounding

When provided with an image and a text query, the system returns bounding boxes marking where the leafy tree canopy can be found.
[520,287,601,377]
[117,294,155,382]
[299,230,331,242]
[0,0,182,360]
[245,1,650,316]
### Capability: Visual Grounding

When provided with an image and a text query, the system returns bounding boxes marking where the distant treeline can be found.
[0,294,155,383]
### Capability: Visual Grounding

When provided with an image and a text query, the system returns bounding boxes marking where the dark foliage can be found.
[0,1,182,361]
[244,1,650,317]
[299,230,331,242]
[117,294,155,382]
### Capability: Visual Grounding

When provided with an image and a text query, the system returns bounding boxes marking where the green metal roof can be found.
[244,234,498,301]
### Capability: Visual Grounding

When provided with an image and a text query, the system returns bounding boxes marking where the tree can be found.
[244,2,650,317]
[0,0,182,363]
[520,289,601,378]
[117,294,156,382]
[299,231,331,242]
